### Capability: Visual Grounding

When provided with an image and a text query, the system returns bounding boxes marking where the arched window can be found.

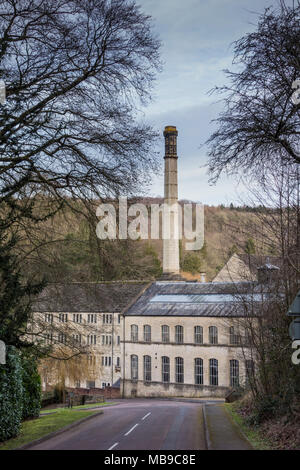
[143,355,151,382]
[161,325,170,343]
[143,325,151,342]
[194,326,203,344]
[230,359,239,387]
[162,356,170,383]
[209,326,218,344]
[209,358,218,386]
[175,325,184,344]
[194,358,203,385]
[229,326,240,345]
[131,355,138,380]
[175,357,184,383]
[131,324,138,342]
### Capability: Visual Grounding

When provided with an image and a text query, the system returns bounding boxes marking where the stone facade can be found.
[122,314,251,398]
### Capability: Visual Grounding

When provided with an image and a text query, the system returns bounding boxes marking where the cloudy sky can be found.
[137,0,291,205]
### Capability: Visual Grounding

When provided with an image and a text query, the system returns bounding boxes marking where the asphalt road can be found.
[29,399,207,450]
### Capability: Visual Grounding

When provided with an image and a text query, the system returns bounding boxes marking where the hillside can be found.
[20,200,275,283]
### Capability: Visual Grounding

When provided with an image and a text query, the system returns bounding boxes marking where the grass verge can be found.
[224,403,273,450]
[0,409,99,450]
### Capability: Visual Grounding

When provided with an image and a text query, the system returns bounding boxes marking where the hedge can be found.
[21,353,42,420]
[0,346,23,441]
[0,347,42,442]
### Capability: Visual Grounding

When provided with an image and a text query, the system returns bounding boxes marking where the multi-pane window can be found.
[175,325,184,344]
[162,356,170,383]
[230,359,239,387]
[245,359,255,384]
[194,358,203,385]
[103,314,112,324]
[209,326,218,344]
[88,314,97,323]
[87,334,97,345]
[143,355,151,382]
[73,314,82,323]
[45,333,53,344]
[209,358,218,385]
[58,313,68,323]
[161,325,170,343]
[45,314,53,323]
[58,333,67,344]
[72,334,81,344]
[87,355,96,366]
[131,325,138,342]
[229,327,240,345]
[144,325,151,342]
[101,356,111,366]
[194,326,203,344]
[175,357,184,383]
[131,355,138,380]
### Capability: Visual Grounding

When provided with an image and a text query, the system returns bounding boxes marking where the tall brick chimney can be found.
[163,126,180,275]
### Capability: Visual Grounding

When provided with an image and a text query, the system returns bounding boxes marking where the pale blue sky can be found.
[137,0,292,204]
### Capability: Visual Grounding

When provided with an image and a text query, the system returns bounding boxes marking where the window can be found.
[162,356,170,383]
[209,326,218,344]
[58,333,67,344]
[75,381,80,388]
[161,325,170,343]
[175,357,184,383]
[86,380,95,389]
[45,314,53,323]
[118,314,121,324]
[144,325,151,342]
[45,333,53,344]
[143,355,151,382]
[73,314,82,323]
[229,327,240,345]
[195,358,203,385]
[116,357,120,367]
[105,335,112,345]
[175,325,184,344]
[88,314,97,323]
[117,336,120,345]
[87,335,97,345]
[209,359,218,386]
[230,360,239,387]
[103,314,112,324]
[131,355,138,380]
[72,334,81,344]
[194,326,203,344]
[131,325,138,342]
[58,313,68,323]
[245,359,255,384]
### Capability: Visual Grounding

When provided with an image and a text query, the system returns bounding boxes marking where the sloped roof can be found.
[34,282,150,313]
[123,281,262,317]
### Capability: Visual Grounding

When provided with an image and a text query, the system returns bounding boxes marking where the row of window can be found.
[130,325,243,345]
[130,355,255,387]
[44,333,121,346]
[44,313,122,324]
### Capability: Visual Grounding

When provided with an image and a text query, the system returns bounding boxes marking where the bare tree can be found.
[206,1,300,182]
[0,0,161,215]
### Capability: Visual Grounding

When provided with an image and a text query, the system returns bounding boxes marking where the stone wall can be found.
[122,379,228,398]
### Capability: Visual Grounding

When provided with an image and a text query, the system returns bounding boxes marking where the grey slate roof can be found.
[34,282,149,313]
[123,281,262,317]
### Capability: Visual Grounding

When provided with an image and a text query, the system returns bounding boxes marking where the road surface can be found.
[28,399,252,450]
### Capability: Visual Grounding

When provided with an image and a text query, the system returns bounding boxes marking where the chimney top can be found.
[164,125,178,136]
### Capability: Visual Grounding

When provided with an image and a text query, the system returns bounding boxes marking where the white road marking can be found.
[124,423,139,436]
[108,442,119,450]
[141,412,151,421]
